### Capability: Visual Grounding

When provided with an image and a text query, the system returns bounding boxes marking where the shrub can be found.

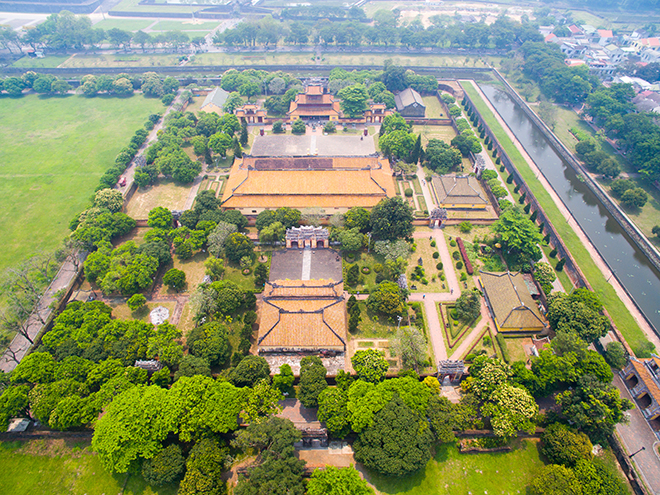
[500,165,505,172]
[361,266,371,274]
[436,262,443,270]
[496,334,509,363]
[456,261,463,269]
[556,258,566,271]
[495,157,501,165]
[432,252,439,259]
[549,248,557,258]
[323,121,336,133]
[519,192,527,204]
[272,120,284,133]
[541,423,593,467]
[506,174,513,184]
[524,203,531,214]
[605,342,627,370]
[530,210,538,222]
[459,221,472,233]
[292,118,306,135]
[514,184,520,194]
[430,240,436,247]
[373,263,383,273]
[449,240,457,247]
[450,308,459,320]
[404,188,413,197]
[452,251,460,260]
[460,272,467,281]
[127,294,147,311]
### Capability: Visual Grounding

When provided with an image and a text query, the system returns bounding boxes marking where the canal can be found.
[480,84,660,334]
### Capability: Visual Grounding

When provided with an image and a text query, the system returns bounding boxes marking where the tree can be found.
[541,423,593,467]
[230,355,270,387]
[163,268,186,291]
[0,385,29,430]
[273,364,295,396]
[147,207,173,229]
[369,197,414,241]
[127,293,147,311]
[605,342,627,370]
[621,187,648,208]
[597,158,620,179]
[297,356,328,408]
[574,458,628,495]
[379,60,407,92]
[178,438,228,495]
[339,228,364,252]
[317,387,350,438]
[379,130,416,160]
[351,349,388,383]
[547,291,609,343]
[493,207,543,265]
[423,139,462,174]
[354,395,434,476]
[242,379,283,424]
[207,221,238,258]
[291,118,306,135]
[307,466,374,495]
[391,326,426,371]
[338,84,369,118]
[454,290,481,321]
[174,355,211,381]
[367,281,404,317]
[481,384,538,439]
[259,221,285,243]
[92,385,174,473]
[530,465,582,495]
[209,132,233,157]
[224,233,254,264]
[141,444,185,486]
[344,207,370,232]
[224,91,244,113]
[186,321,230,367]
[557,375,633,442]
[534,262,556,287]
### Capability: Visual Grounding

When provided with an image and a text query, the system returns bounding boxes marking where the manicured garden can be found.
[462,82,651,356]
[0,94,161,272]
[407,238,450,293]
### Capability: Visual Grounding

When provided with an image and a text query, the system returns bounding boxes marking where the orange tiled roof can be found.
[258,280,346,349]
[221,158,396,209]
[631,358,660,405]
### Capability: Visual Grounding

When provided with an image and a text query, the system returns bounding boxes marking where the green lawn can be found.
[0,93,161,272]
[462,82,651,356]
[12,55,70,68]
[93,19,154,31]
[367,439,545,494]
[0,440,178,495]
[422,96,445,118]
[60,53,181,68]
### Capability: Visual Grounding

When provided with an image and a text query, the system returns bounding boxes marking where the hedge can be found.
[456,237,474,275]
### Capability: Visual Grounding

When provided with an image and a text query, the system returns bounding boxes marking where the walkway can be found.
[614,374,660,494]
[448,297,495,360]
[464,80,660,351]
[0,252,85,372]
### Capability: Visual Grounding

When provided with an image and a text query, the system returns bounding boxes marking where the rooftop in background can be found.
[201,87,229,113]
[250,134,376,157]
[479,271,547,334]
[431,175,489,209]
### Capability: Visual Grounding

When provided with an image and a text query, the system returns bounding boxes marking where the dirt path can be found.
[464,80,660,351]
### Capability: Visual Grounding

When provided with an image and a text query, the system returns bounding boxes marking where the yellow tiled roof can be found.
[480,271,546,331]
[221,158,396,209]
[258,279,347,349]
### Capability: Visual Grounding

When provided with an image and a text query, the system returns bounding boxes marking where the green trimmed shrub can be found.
[433,252,439,259]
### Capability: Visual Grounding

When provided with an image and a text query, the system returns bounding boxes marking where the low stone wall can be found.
[491,69,660,279]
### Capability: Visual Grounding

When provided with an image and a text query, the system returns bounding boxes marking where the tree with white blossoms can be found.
[207,221,237,257]
[482,384,538,439]
[374,240,410,261]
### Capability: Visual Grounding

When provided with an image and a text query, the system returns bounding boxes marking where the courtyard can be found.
[250,133,376,157]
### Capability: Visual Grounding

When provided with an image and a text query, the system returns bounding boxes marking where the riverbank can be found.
[461,80,656,357]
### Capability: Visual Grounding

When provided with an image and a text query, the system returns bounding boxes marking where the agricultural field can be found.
[0,93,161,273]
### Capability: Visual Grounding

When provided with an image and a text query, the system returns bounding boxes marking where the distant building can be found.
[235,103,266,124]
[596,29,614,46]
[430,175,488,209]
[287,85,341,122]
[479,271,547,334]
[286,226,329,249]
[632,37,660,54]
[395,88,426,117]
[641,49,660,65]
[200,87,229,114]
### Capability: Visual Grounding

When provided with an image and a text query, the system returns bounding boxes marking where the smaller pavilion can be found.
[286,226,329,249]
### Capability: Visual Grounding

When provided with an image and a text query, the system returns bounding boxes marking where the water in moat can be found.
[480,84,660,335]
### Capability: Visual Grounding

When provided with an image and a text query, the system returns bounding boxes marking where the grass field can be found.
[59,53,181,68]
[0,94,161,273]
[462,82,650,356]
[11,55,70,68]
[0,439,178,495]
[93,19,154,31]
[126,179,194,219]
[151,20,220,31]
[422,96,445,118]
[111,0,207,13]
[366,439,544,494]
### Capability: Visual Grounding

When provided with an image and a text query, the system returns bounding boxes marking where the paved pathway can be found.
[0,253,85,372]
[465,80,660,351]
[449,297,495,360]
[614,374,660,494]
